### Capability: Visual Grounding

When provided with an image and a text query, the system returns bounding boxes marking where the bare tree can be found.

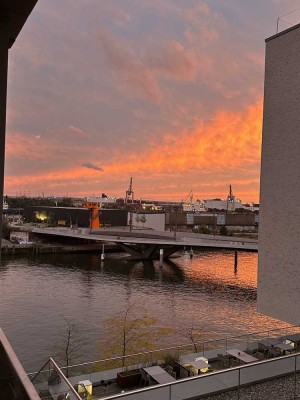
[56,317,82,377]
[179,318,206,353]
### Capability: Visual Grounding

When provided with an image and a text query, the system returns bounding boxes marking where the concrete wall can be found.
[194,214,215,226]
[257,24,300,324]
[226,213,255,226]
[100,209,128,226]
[167,211,187,226]
[0,328,40,400]
[131,212,165,231]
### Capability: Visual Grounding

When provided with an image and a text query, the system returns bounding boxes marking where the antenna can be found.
[276,4,300,33]
[277,0,281,33]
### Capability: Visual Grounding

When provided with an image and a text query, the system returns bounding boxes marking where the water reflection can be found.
[0,250,289,373]
[0,257,9,279]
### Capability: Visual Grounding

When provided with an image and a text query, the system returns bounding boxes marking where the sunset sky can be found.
[5,0,300,202]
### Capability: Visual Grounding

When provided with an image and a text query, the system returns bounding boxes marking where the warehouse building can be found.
[23,206,128,228]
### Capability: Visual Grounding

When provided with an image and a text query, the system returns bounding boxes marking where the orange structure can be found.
[83,201,100,230]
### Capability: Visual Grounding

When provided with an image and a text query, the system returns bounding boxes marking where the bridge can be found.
[30,227,258,260]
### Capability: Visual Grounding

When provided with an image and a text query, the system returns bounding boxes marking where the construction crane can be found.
[227,184,235,212]
[182,190,193,204]
[125,177,134,232]
[83,201,100,230]
[125,177,134,204]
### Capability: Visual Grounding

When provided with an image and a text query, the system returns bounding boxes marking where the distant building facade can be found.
[203,198,244,211]
[258,24,300,324]
[131,212,166,231]
[23,206,128,228]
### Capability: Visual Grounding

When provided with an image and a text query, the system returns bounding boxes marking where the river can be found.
[0,249,287,373]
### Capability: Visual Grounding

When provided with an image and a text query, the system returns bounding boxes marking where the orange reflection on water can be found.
[182,250,257,289]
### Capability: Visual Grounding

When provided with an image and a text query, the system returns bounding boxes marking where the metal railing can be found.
[27,325,300,382]
[100,352,300,400]
[29,352,300,400]
[28,324,300,380]
[49,358,82,400]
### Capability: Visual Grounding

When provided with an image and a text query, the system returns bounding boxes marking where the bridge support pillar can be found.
[117,242,179,260]
[159,249,163,266]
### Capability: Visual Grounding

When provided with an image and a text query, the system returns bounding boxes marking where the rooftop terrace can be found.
[28,325,300,400]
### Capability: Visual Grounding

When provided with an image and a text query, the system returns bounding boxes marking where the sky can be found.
[4,0,300,202]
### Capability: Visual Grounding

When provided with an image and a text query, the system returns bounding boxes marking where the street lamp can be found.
[66,213,72,228]
[174,208,178,240]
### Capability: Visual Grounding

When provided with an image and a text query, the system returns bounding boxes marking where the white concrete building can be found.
[258,24,300,324]
[131,212,166,231]
[86,196,116,207]
[203,198,243,211]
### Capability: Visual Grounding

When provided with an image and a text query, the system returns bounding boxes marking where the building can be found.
[131,211,166,231]
[257,23,300,324]
[203,198,244,211]
[23,206,128,228]
[0,0,39,247]
[23,206,91,227]
[85,195,117,208]
[0,1,41,397]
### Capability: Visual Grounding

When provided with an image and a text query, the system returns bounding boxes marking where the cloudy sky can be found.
[5,0,300,201]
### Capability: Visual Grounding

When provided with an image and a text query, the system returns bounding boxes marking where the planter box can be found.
[116,371,141,388]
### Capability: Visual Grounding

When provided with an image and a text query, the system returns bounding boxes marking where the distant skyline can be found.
[5,0,300,202]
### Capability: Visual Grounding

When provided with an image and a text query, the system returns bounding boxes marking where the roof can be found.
[266,21,300,43]
[0,0,38,48]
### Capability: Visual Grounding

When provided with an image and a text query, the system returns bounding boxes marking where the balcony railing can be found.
[28,324,300,400]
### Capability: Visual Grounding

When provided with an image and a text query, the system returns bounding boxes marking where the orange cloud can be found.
[106,97,263,174]
[5,98,262,201]
[6,133,47,160]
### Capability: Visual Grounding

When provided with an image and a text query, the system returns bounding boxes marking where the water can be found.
[0,250,287,373]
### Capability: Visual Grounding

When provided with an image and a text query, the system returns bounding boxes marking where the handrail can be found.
[28,323,299,377]
[30,359,51,383]
[99,351,300,399]
[49,358,82,400]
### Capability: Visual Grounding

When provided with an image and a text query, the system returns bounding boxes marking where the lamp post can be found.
[66,213,72,228]
[174,208,178,240]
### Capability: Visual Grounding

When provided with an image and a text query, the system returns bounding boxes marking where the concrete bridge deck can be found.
[30,227,257,259]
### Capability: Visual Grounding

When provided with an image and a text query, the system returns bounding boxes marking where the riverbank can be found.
[0,240,118,255]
